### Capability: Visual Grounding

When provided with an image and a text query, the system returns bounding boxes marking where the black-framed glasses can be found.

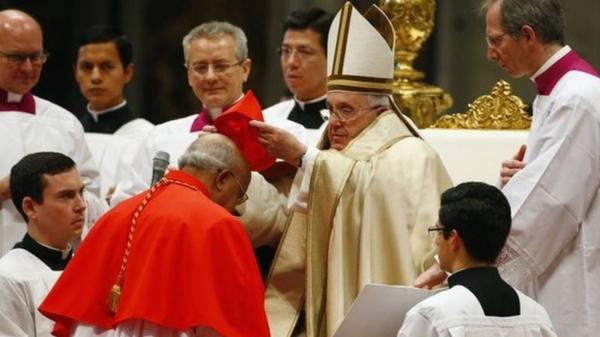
[229,172,249,205]
[186,60,243,76]
[0,50,49,65]
[427,225,445,238]
[485,32,509,48]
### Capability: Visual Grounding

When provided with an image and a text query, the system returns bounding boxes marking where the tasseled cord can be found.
[105,177,199,314]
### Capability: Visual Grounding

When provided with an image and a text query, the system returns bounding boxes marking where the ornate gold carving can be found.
[430,80,531,129]
[379,0,453,128]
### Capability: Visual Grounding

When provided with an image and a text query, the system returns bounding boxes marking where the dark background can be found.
[1,0,597,124]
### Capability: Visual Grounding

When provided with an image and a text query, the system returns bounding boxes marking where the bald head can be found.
[179,133,249,174]
[0,9,44,94]
[179,133,250,213]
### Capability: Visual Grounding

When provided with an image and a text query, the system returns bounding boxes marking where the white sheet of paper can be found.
[333,283,444,337]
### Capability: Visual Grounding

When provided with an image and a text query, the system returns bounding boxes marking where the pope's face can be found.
[326,92,380,150]
[186,35,251,109]
[0,21,44,94]
[75,42,133,110]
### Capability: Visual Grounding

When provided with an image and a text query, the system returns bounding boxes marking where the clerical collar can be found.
[530,45,571,81]
[448,266,520,317]
[0,88,36,114]
[190,94,244,132]
[294,94,327,110]
[12,233,72,271]
[87,100,127,122]
[288,95,326,129]
[531,45,600,95]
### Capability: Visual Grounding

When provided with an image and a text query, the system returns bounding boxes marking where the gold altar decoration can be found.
[379,0,453,128]
[431,80,531,129]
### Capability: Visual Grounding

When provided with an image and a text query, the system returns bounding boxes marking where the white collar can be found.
[36,238,72,260]
[294,94,327,110]
[87,100,127,122]
[205,93,244,120]
[530,45,571,81]
[7,91,24,103]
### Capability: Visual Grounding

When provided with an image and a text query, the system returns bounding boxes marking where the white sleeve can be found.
[110,135,154,206]
[498,99,600,289]
[70,122,109,230]
[0,275,34,337]
[397,308,438,337]
[237,172,290,247]
[287,146,320,213]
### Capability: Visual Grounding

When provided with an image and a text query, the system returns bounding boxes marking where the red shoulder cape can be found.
[39,171,269,337]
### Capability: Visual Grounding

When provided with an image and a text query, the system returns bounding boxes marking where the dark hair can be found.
[482,0,565,45]
[10,152,76,222]
[282,8,334,53]
[439,182,511,263]
[77,25,133,67]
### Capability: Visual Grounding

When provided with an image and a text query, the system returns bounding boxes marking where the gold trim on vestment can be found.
[333,3,352,76]
[327,79,393,93]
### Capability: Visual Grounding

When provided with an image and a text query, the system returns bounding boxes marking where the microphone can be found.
[151,151,170,185]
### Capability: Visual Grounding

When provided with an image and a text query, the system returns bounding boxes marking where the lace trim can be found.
[495,243,534,291]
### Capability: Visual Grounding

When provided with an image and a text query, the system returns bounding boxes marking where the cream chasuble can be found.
[266,111,452,337]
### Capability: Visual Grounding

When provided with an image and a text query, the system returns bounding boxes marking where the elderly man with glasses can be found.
[251,3,452,337]
[416,1,600,337]
[0,9,105,255]
[39,134,269,337]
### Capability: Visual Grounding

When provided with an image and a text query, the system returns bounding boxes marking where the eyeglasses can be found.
[229,172,249,205]
[186,60,243,76]
[0,50,49,65]
[320,105,383,122]
[277,46,317,61]
[485,32,509,48]
[427,225,445,238]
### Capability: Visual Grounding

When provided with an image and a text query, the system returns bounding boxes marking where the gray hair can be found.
[178,135,236,172]
[182,21,248,65]
[481,0,565,45]
[365,94,391,109]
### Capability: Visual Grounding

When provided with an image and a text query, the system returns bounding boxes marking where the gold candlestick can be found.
[379,0,453,128]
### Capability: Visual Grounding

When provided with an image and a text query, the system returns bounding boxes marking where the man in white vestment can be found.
[263,8,333,144]
[398,182,556,337]
[75,25,153,135]
[251,3,452,337]
[0,152,85,336]
[110,21,307,251]
[0,9,105,255]
[415,1,600,336]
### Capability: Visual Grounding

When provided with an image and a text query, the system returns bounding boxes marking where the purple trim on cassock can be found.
[535,50,600,95]
[0,89,36,114]
[189,110,213,132]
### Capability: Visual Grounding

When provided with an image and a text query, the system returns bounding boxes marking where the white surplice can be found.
[0,248,61,337]
[398,286,556,337]
[263,98,325,147]
[0,96,106,254]
[498,47,600,337]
